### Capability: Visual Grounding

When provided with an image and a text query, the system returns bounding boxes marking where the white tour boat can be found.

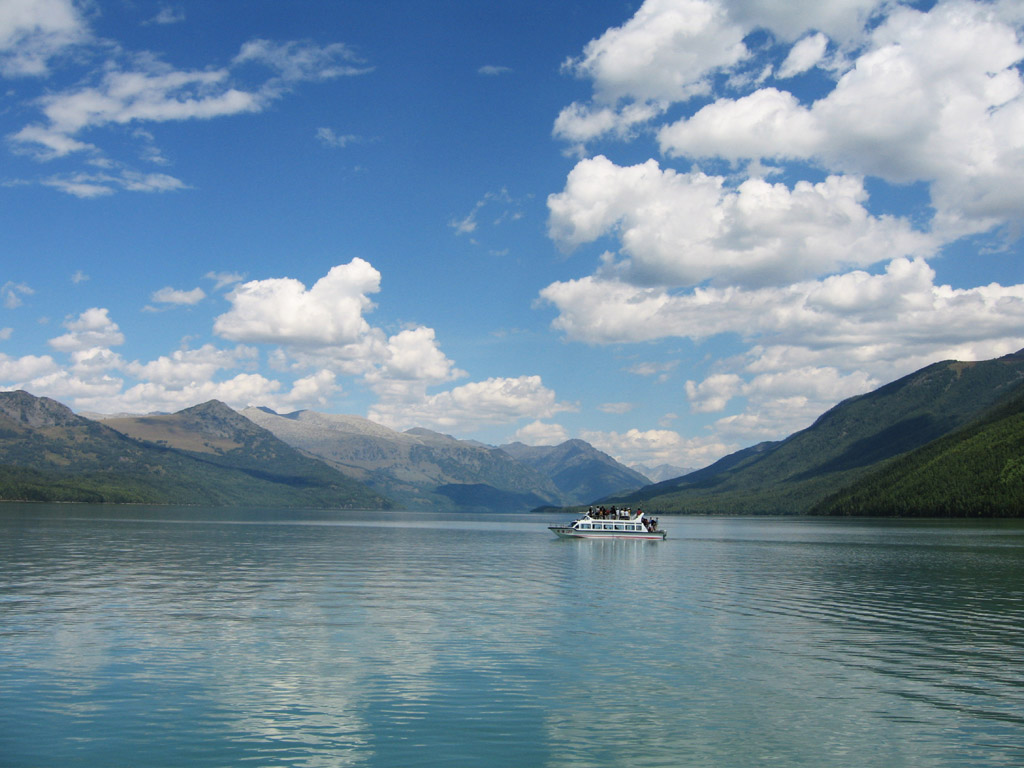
[549,507,666,540]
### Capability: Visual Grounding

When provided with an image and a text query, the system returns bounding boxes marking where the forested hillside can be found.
[601,351,1024,516]
[811,391,1024,516]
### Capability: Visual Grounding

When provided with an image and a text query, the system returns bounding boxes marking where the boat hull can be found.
[549,525,666,540]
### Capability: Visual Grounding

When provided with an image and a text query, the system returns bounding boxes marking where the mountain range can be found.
[0,394,391,508]
[0,391,650,511]
[241,407,650,512]
[602,350,1024,516]
[2,350,1022,515]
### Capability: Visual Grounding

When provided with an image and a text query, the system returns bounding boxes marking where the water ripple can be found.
[2,508,1023,767]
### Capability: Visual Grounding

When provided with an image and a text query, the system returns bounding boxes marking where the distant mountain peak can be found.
[0,390,82,429]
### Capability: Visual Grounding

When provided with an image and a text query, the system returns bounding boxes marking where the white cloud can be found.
[725,0,887,44]
[543,0,1024,461]
[48,308,125,353]
[657,87,823,163]
[688,366,881,442]
[541,257,1024,355]
[233,39,371,84]
[478,65,512,76]
[0,0,88,77]
[147,7,185,26]
[150,286,206,306]
[552,100,666,148]
[17,369,125,406]
[39,169,188,197]
[8,33,374,193]
[316,127,360,148]
[214,259,380,346]
[580,426,732,469]
[368,375,574,434]
[685,373,743,412]
[777,32,830,78]
[0,352,59,383]
[2,281,33,309]
[659,2,1024,235]
[548,155,935,289]
[125,344,257,388]
[111,370,340,414]
[555,0,748,148]
[541,256,1024,441]
[565,0,748,105]
[205,271,246,290]
[20,66,257,156]
[372,327,464,385]
[66,347,124,385]
[508,420,570,445]
[449,188,523,237]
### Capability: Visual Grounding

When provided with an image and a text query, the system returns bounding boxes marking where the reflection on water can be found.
[1,506,1023,767]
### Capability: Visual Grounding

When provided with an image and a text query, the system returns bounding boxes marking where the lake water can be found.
[1,505,1023,767]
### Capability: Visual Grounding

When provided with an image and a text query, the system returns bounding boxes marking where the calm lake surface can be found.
[1,505,1023,767]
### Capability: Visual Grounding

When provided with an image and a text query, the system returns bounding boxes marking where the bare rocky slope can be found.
[241,407,651,512]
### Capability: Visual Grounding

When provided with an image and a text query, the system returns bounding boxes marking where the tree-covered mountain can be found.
[499,439,651,503]
[603,351,1024,516]
[0,392,391,508]
[241,407,566,512]
[811,388,1024,517]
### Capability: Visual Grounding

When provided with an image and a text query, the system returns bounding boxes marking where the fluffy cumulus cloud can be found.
[124,345,257,388]
[725,0,887,44]
[509,420,571,446]
[542,257,1024,360]
[48,307,125,353]
[541,0,1024,452]
[214,259,379,346]
[658,2,1024,233]
[777,33,830,78]
[548,155,935,288]
[0,258,566,439]
[369,375,575,434]
[554,0,746,151]
[685,373,743,413]
[0,0,88,77]
[363,327,465,396]
[0,352,59,382]
[564,0,748,104]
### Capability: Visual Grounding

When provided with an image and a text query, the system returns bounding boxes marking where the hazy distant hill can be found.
[0,392,392,509]
[499,439,650,503]
[633,462,696,483]
[604,351,1024,515]
[241,407,564,512]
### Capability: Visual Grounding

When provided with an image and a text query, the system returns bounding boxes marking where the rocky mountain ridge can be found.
[241,407,649,512]
[0,393,390,508]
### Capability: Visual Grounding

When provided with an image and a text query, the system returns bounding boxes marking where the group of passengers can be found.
[586,505,659,531]
[587,505,631,519]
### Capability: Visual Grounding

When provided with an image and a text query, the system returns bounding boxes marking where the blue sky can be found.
[2,0,1024,472]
